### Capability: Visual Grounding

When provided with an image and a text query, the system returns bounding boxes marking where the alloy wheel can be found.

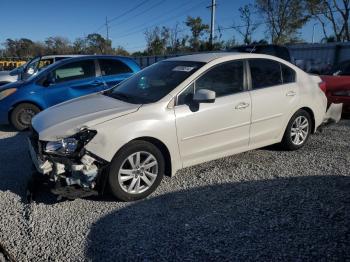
[291,116,309,146]
[118,151,158,194]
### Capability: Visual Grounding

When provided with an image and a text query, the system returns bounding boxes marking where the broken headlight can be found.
[44,130,97,156]
[45,138,78,155]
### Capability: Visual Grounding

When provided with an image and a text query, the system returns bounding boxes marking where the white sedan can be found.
[29,53,328,201]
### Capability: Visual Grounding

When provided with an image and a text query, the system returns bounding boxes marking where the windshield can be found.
[25,61,61,82]
[106,60,205,104]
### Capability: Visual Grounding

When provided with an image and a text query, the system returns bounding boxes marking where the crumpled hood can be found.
[32,93,141,141]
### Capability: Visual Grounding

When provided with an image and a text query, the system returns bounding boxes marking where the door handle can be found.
[286,91,296,97]
[90,80,103,86]
[235,102,250,110]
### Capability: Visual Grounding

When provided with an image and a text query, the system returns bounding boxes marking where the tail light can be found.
[319,81,327,93]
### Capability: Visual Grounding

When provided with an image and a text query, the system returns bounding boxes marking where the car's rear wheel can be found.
[10,103,41,131]
[108,141,164,201]
[281,109,311,150]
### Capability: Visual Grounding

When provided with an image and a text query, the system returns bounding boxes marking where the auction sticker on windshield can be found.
[172,66,196,72]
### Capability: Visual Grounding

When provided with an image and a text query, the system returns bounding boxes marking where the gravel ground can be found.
[0,121,349,261]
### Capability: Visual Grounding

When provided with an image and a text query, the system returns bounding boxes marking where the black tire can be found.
[108,140,165,201]
[10,103,41,131]
[281,109,312,151]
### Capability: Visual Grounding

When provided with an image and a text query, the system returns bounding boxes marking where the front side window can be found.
[196,61,244,96]
[99,59,132,76]
[249,59,282,89]
[106,61,205,104]
[52,60,95,84]
[177,61,244,105]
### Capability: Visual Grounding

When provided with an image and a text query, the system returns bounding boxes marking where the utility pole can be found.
[105,16,109,41]
[208,0,216,49]
[312,23,317,44]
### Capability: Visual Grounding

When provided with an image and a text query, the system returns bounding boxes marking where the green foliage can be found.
[1,33,127,58]
[185,16,210,51]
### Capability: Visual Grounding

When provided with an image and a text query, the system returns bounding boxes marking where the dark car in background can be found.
[229,44,292,63]
[0,55,140,130]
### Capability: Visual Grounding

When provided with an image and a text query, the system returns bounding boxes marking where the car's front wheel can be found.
[281,109,312,150]
[10,103,41,131]
[108,141,164,201]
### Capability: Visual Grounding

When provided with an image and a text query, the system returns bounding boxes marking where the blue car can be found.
[0,55,140,130]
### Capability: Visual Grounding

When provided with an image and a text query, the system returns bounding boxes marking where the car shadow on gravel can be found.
[0,132,32,199]
[85,175,350,261]
[0,124,15,132]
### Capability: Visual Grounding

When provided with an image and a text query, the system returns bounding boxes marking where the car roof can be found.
[166,52,285,63]
[41,54,85,59]
[166,52,238,63]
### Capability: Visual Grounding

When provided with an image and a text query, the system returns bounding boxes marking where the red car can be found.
[320,61,350,118]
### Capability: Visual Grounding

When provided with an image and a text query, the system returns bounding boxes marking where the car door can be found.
[43,59,105,107]
[248,59,299,146]
[174,60,251,167]
[99,58,134,88]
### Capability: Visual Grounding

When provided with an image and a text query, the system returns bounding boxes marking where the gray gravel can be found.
[0,121,349,261]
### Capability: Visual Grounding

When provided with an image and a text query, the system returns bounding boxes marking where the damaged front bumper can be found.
[27,133,109,199]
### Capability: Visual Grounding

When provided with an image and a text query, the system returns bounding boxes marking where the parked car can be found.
[29,53,328,201]
[229,44,292,63]
[318,59,350,118]
[321,78,350,118]
[0,55,140,130]
[0,70,18,86]
[0,55,75,86]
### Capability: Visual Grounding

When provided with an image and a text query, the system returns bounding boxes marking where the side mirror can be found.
[43,73,55,87]
[193,89,216,103]
[333,70,342,76]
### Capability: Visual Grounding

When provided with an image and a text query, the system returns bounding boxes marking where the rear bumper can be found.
[324,103,343,124]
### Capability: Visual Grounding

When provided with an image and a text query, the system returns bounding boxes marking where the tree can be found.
[114,46,129,56]
[233,4,259,44]
[306,0,350,42]
[2,38,38,58]
[45,36,72,54]
[256,0,309,44]
[144,26,170,55]
[185,16,209,51]
[73,37,88,54]
[86,33,112,54]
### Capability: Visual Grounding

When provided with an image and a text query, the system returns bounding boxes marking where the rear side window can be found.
[249,59,282,89]
[281,64,296,83]
[53,60,95,83]
[99,59,132,76]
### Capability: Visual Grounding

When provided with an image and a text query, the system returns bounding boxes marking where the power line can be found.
[109,0,165,30]
[112,0,207,40]
[90,0,152,36]
[108,0,151,24]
